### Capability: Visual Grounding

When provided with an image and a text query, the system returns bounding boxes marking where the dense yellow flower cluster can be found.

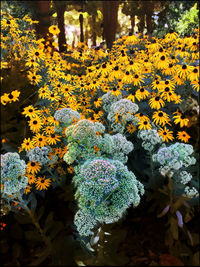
[1,11,199,192]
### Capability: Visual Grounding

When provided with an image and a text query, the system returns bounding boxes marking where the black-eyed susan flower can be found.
[25,58,39,68]
[38,85,49,99]
[29,48,45,62]
[29,117,42,133]
[48,116,59,127]
[32,133,47,147]
[19,138,34,152]
[22,105,40,118]
[27,161,41,174]
[122,70,133,84]
[177,131,191,142]
[173,111,189,127]
[135,113,150,122]
[132,73,145,86]
[46,91,61,102]
[155,55,170,69]
[27,174,36,184]
[162,62,176,76]
[35,177,51,190]
[127,124,136,134]
[152,111,171,126]
[24,185,31,194]
[6,90,20,103]
[27,71,42,85]
[111,87,122,97]
[149,95,165,110]
[188,66,199,81]
[136,88,150,100]
[49,25,60,35]
[138,119,152,130]
[158,127,174,142]
[67,166,74,174]
[46,133,61,145]
[43,126,55,135]
[176,64,193,79]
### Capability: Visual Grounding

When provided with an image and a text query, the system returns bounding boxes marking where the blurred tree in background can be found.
[1,0,199,48]
[154,1,199,38]
[175,3,199,36]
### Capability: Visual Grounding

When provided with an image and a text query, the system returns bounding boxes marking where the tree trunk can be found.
[79,13,84,43]
[131,16,135,34]
[102,1,120,50]
[54,2,67,52]
[92,14,97,47]
[145,1,154,41]
[29,1,51,38]
[85,26,89,46]
[137,13,145,36]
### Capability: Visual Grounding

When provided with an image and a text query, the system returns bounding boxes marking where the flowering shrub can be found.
[73,158,144,236]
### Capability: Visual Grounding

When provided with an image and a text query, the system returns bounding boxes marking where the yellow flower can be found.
[35,177,51,190]
[152,111,171,126]
[173,111,189,127]
[2,90,21,104]
[67,166,74,174]
[27,174,36,184]
[26,161,41,174]
[46,133,61,145]
[127,124,136,134]
[27,71,42,85]
[136,88,150,100]
[158,127,174,142]
[19,138,34,152]
[49,25,60,35]
[22,105,40,118]
[177,131,191,143]
[176,64,193,79]
[29,117,42,133]
[149,95,165,110]
[32,133,47,147]
[138,119,152,130]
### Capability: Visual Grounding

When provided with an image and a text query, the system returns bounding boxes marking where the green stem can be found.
[149,151,155,189]
[18,196,51,249]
